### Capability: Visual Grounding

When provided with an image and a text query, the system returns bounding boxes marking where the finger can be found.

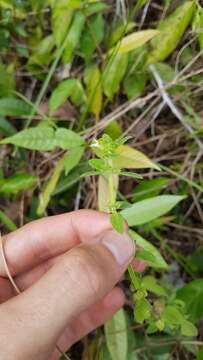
[0,230,135,359]
[50,287,125,360]
[0,210,111,277]
[131,258,147,273]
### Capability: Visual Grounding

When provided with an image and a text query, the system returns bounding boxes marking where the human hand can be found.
[0,210,144,360]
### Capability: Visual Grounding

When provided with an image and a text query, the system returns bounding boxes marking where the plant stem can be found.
[128,264,140,290]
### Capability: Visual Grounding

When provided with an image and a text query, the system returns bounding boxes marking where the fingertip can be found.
[131,258,147,273]
[103,287,125,310]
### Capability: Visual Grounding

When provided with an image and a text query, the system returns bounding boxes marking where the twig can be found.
[149,64,203,152]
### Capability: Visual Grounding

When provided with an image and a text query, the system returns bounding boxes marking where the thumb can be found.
[0,229,135,359]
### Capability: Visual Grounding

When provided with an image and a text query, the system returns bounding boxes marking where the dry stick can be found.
[149,64,203,153]
[0,232,71,360]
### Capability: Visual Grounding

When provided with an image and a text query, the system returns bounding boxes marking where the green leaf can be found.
[80,14,104,60]
[0,117,16,136]
[37,156,66,216]
[0,63,15,98]
[63,146,84,175]
[0,209,17,231]
[180,320,197,337]
[51,5,73,47]
[84,64,103,119]
[0,127,56,151]
[0,98,32,116]
[129,230,168,269]
[148,1,195,63]
[110,212,125,234]
[124,72,146,100]
[134,298,152,324]
[197,347,203,360]
[193,6,203,50]
[103,53,128,100]
[1,127,84,151]
[113,145,160,170]
[29,35,55,66]
[0,173,37,195]
[132,177,169,202]
[89,159,109,172]
[177,279,203,322]
[116,30,158,54]
[62,11,86,64]
[84,1,109,16]
[49,79,86,114]
[121,195,185,226]
[105,308,128,360]
[142,276,167,296]
[55,128,85,149]
[120,171,143,180]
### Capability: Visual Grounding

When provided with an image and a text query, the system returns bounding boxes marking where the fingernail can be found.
[101,230,135,266]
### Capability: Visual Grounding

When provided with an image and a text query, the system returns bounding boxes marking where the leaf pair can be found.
[0,126,84,151]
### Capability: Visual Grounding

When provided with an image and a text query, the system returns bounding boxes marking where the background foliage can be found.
[0,0,203,359]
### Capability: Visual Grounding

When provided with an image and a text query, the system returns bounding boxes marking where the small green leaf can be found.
[62,11,86,64]
[122,195,185,226]
[110,212,125,234]
[180,320,197,337]
[55,128,85,149]
[89,159,109,172]
[0,117,16,136]
[129,231,168,269]
[84,64,103,119]
[37,156,66,216]
[134,298,152,324]
[105,308,128,360]
[103,53,128,100]
[49,79,86,114]
[177,279,203,322]
[0,210,17,231]
[142,276,167,296]
[64,146,84,175]
[0,173,37,195]
[0,98,32,116]
[116,30,158,54]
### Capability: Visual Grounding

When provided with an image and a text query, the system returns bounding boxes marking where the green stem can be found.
[108,173,116,208]
[128,264,141,291]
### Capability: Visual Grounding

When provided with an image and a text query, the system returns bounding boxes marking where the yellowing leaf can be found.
[84,64,103,120]
[113,145,160,170]
[98,175,118,212]
[117,30,158,54]
[37,156,66,216]
[148,1,195,63]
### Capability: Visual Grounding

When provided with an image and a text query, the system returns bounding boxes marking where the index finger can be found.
[0,210,111,277]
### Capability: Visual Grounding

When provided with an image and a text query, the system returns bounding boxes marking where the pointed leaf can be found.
[110,212,125,234]
[105,309,128,360]
[37,156,66,216]
[116,30,158,54]
[0,172,37,195]
[129,230,168,269]
[0,98,32,117]
[122,195,185,226]
[148,1,195,63]
[64,146,84,175]
[113,145,160,170]
[103,53,128,100]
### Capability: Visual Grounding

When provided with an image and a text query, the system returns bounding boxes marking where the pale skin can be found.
[0,210,146,360]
